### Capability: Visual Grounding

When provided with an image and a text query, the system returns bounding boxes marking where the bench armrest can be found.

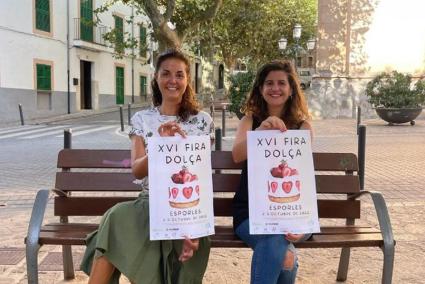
[348,190,395,247]
[26,189,50,247]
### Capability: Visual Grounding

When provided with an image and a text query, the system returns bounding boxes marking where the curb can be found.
[1,102,151,127]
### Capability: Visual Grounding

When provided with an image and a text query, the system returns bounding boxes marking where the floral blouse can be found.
[128,106,214,189]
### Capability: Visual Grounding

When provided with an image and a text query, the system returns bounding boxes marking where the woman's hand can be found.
[158,121,186,138]
[179,237,199,262]
[285,233,304,242]
[256,116,287,132]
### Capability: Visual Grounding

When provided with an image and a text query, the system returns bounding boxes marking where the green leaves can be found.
[365,71,425,108]
[228,71,255,116]
[201,0,317,69]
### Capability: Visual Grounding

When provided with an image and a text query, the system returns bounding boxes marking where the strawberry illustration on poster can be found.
[247,130,320,235]
[147,135,214,240]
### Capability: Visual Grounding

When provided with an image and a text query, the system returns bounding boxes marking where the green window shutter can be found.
[116,67,124,104]
[36,64,51,91]
[140,76,147,97]
[114,16,124,52]
[80,0,93,41]
[139,26,147,57]
[35,0,50,32]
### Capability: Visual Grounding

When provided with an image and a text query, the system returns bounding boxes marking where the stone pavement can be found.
[1,110,425,283]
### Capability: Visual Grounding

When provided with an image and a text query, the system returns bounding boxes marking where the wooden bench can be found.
[25,149,395,284]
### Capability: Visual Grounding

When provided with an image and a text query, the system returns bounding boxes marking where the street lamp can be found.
[278,37,287,51]
[278,24,315,69]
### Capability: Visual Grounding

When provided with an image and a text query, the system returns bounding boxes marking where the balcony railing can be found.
[73,18,107,48]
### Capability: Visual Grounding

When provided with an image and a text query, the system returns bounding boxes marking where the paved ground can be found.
[1,109,425,283]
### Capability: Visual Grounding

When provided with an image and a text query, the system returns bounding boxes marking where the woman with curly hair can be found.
[81,49,214,284]
[232,60,312,284]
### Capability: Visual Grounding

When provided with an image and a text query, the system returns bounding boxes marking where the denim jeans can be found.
[235,219,298,284]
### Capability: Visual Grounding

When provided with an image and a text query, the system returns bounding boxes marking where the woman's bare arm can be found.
[300,120,314,142]
[130,135,148,179]
[232,115,253,163]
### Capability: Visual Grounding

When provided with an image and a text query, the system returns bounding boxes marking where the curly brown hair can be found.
[243,60,311,129]
[151,49,200,121]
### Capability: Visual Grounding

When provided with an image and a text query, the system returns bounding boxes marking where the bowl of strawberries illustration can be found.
[267,161,301,203]
[169,166,200,208]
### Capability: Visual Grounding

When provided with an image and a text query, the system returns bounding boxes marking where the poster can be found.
[148,135,215,240]
[247,130,320,235]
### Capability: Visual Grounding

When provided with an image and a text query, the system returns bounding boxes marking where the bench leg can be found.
[382,244,395,284]
[62,245,75,279]
[59,215,75,280]
[336,247,351,281]
[26,243,41,284]
[26,189,50,284]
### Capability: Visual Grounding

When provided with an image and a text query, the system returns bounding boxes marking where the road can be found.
[0,108,146,194]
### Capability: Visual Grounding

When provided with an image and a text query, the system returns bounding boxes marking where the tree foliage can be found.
[95,0,222,55]
[95,0,317,68]
[201,0,317,69]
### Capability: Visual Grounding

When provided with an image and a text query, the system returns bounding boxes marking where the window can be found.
[140,75,147,99]
[139,26,147,57]
[36,64,51,91]
[116,66,124,104]
[80,0,93,42]
[35,62,52,110]
[308,56,314,68]
[114,15,124,53]
[35,0,50,32]
[296,57,302,67]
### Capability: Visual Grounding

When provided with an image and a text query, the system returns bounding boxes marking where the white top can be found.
[129,106,214,190]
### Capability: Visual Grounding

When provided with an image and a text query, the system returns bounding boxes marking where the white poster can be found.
[148,135,215,240]
[247,130,320,235]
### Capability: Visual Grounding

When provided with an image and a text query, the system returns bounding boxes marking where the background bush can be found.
[228,71,255,118]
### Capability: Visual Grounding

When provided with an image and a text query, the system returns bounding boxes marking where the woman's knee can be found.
[255,235,289,261]
[282,249,296,270]
[88,256,115,284]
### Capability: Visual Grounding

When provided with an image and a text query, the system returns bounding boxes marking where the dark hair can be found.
[151,49,199,121]
[243,60,310,128]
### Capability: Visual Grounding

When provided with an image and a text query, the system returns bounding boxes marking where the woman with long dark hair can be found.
[232,60,312,284]
[81,49,214,284]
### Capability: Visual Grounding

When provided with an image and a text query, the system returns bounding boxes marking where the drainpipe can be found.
[66,0,71,114]
[131,5,135,104]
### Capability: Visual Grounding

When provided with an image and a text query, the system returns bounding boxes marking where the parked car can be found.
[297,69,313,90]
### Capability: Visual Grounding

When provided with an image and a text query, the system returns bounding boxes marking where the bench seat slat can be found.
[42,223,99,232]
[39,224,380,237]
[296,233,383,248]
[38,231,89,245]
[211,233,383,248]
[214,225,380,235]
[37,225,382,249]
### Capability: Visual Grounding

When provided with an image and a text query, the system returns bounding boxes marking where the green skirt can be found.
[80,192,211,284]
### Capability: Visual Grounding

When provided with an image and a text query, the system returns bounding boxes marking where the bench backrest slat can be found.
[55,197,135,216]
[57,150,358,172]
[55,172,359,194]
[55,172,140,191]
[58,149,131,168]
[212,198,360,218]
[55,197,360,219]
